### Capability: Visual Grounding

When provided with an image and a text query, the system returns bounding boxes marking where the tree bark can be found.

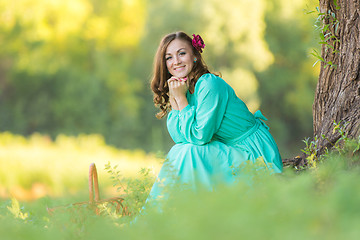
[313,0,360,153]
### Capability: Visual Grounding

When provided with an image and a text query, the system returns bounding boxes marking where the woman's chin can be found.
[173,74,187,78]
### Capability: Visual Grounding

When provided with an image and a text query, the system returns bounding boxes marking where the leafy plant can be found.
[6,198,28,221]
[301,136,319,169]
[104,162,156,217]
[301,120,360,170]
[310,5,340,69]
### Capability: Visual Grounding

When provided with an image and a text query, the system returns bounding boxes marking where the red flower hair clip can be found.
[192,34,205,53]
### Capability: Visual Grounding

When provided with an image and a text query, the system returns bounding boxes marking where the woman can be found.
[149,31,283,202]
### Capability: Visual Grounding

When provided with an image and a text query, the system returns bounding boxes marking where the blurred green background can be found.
[0,0,319,158]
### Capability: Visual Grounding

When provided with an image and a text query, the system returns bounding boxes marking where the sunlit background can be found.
[0,0,319,200]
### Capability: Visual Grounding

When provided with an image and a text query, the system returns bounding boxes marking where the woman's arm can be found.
[169,96,179,110]
[168,77,189,111]
[177,74,229,145]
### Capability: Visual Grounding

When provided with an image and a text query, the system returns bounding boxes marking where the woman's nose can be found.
[174,56,181,64]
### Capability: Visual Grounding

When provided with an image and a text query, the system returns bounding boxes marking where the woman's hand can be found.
[168,77,189,111]
[168,77,188,98]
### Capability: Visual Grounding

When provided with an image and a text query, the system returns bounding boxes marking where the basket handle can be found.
[89,163,100,204]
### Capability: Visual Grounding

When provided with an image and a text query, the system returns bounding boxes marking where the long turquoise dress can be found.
[148,73,282,201]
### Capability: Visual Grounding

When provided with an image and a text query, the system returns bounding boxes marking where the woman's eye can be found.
[179,52,186,56]
[166,56,172,61]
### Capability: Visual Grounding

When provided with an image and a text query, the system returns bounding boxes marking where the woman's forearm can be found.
[170,96,179,110]
[175,95,189,111]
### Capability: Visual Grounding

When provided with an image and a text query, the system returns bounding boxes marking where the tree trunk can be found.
[313,0,360,153]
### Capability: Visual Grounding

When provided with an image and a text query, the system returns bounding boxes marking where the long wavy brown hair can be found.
[151,31,211,119]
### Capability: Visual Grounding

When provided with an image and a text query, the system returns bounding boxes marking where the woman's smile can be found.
[174,66,185,71]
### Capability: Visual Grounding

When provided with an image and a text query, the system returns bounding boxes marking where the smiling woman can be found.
[148,31,283,204]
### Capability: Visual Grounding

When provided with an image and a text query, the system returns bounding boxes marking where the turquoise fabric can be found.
[148,73,282,201]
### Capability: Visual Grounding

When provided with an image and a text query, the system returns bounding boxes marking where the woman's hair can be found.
[150,31,210,119]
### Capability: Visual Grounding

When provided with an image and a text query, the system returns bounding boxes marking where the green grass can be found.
[0,131,359,239]
[1,151,360,240]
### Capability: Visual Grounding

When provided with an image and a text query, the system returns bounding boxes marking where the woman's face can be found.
[165,39,196,78]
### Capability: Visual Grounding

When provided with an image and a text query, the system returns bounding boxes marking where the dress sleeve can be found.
[178,74,229,145]
[167,110,187,143]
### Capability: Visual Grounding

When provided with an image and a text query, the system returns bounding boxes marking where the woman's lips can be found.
[174,66,185,71]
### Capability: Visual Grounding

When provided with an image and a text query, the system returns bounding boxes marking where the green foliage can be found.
[301,120,360,170]
[0,0,149,150]
[310,6,340,69]
[6,198,29,220]
[105,162,155,217]
[301,136,320,169]
[322,121,360,169]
